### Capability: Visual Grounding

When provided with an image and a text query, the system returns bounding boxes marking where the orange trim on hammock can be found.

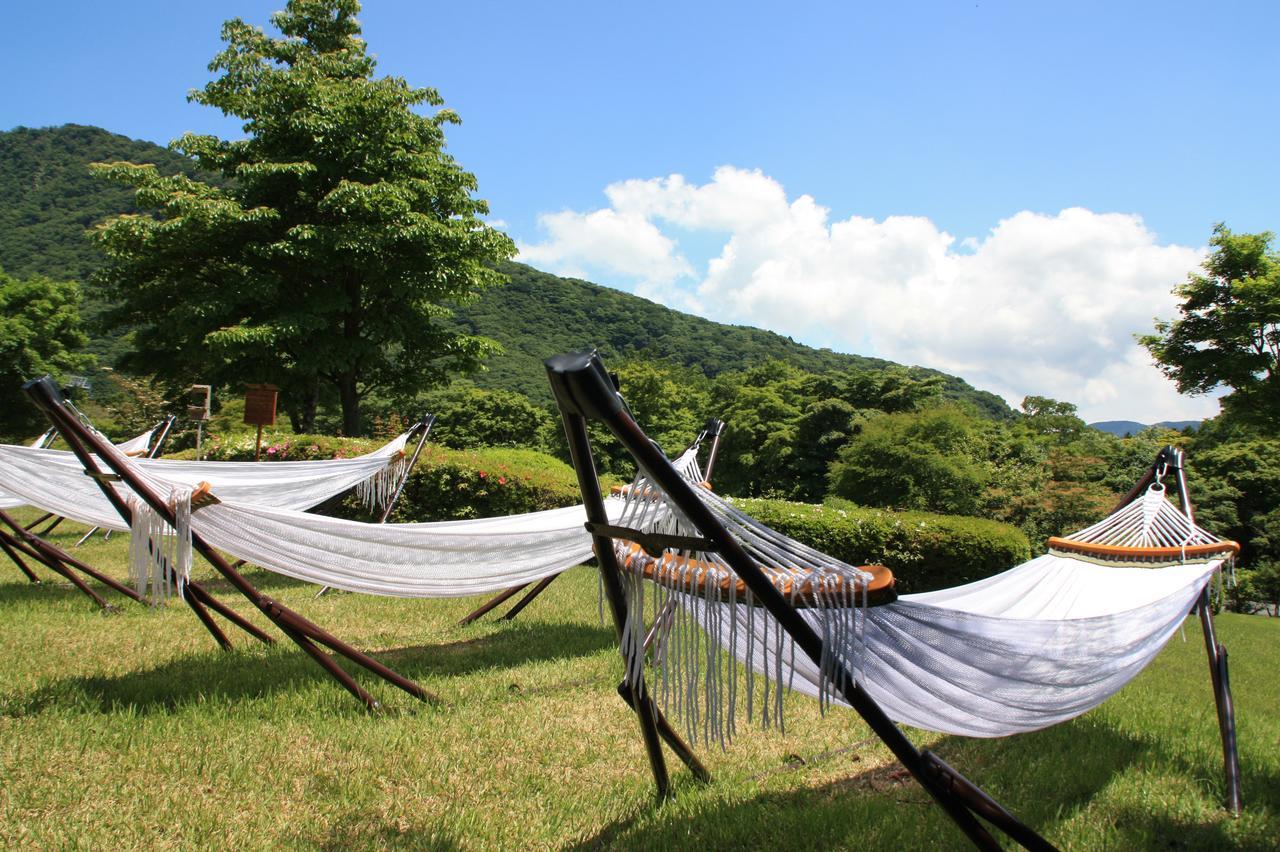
[618,541,897,607]
[1046,536,1240,560]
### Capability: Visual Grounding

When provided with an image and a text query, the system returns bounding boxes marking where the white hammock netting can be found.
[0,431,412,523]
[611,473,1235,743]
[115,428,157,457]
[0,428,703,601]
[0,427,160,510]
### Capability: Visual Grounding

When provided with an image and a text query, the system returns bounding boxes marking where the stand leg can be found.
[35,516,66,537]
[643,599,678,652]
[1197,590,1243,814]
[458,582,530,625]
[616,682,711,782]
[182,584,233,650]
[186,582,275,646]
[22,512,53,532]
[262,597,435,703]
[500,573,560,621]
[0,536,43,584]
[0,525,111,608]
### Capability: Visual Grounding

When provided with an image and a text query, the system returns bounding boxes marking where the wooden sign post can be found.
[243,384,279,462]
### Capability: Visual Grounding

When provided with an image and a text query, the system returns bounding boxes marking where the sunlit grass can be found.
[1,508,1276,849]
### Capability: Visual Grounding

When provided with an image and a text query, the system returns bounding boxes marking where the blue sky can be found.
[6,1,1278,421]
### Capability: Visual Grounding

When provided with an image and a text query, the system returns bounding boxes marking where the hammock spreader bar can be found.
[544,350,1050,852]
[22,377,432,711]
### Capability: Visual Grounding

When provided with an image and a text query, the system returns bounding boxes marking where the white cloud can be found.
[515,209,694,306]
[517,167,1218,423]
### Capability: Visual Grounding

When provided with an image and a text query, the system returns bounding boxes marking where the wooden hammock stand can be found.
[3,415,175,605]
[545,350,1055,851]
[1097,446,1242,815]
[2,408,433,622]
[20,377,433,710]
[457,417,728,626]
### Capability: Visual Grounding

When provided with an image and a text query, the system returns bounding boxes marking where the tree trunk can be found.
[300,378,320,434]
[338,373,360,437]
[286,378,321,433]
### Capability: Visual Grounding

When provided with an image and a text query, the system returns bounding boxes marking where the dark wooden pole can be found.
[1165,447,1243,814]
[0,533,42,584]
[22,512,54,532]
[0,510,141,602]
[0,522,110,607]
[466,417,728,626]
[23,378,433,710]
[458,581,530,625]
[499,573,559,621]
[546,351,1048,851]
[556,402,710,798]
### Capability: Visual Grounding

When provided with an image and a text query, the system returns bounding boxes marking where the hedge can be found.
[733,497,1031,594]
[383,446,591,521]
[171,433,593,521]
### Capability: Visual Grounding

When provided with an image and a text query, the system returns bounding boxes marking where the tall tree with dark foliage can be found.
[92,0,514,434]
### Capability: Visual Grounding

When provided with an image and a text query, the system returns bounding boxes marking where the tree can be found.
[1141,225,1280,428]
[1020,395,1087,443]
[414,384,552,451]
[827,406,992,515]
[91,0,514,435]
[0,268,94,439]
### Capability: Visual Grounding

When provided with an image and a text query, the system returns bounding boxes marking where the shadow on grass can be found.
[570,712,1270,850]
[307,816,462,851]
[0,575,129,610]
[373,620,615,680]
[3,621,615,717]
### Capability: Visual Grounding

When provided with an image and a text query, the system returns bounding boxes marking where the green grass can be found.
[1,509,1277,849]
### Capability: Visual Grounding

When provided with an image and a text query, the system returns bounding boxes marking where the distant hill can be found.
[0,124,1011,417]
[0,124,210,284]
[0,124,215,363]
[452,262,1011,414]
[1090,419,1201,437]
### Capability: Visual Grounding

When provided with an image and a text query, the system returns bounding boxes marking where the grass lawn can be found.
[1,510,1277,849]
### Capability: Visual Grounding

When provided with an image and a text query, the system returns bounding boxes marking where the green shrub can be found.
[384,446,591,521]
[1226,561,1280,615]
[734,497,1031,594]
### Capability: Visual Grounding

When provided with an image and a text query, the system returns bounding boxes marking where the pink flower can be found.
[497,477,507,485]
[478,471,487,479]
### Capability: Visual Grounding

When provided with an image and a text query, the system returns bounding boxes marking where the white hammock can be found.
[0,431,412,523]
[613,473,1235,743]
[115,428,157,457]
[0,426,702,601]
[0,427,161,511]
[184,449,697,598]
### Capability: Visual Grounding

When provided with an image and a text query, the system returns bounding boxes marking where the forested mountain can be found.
[0,124,1011,417]
[1090,419,1201,437]
[452,262,1011,414]
[0,125,210,283]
